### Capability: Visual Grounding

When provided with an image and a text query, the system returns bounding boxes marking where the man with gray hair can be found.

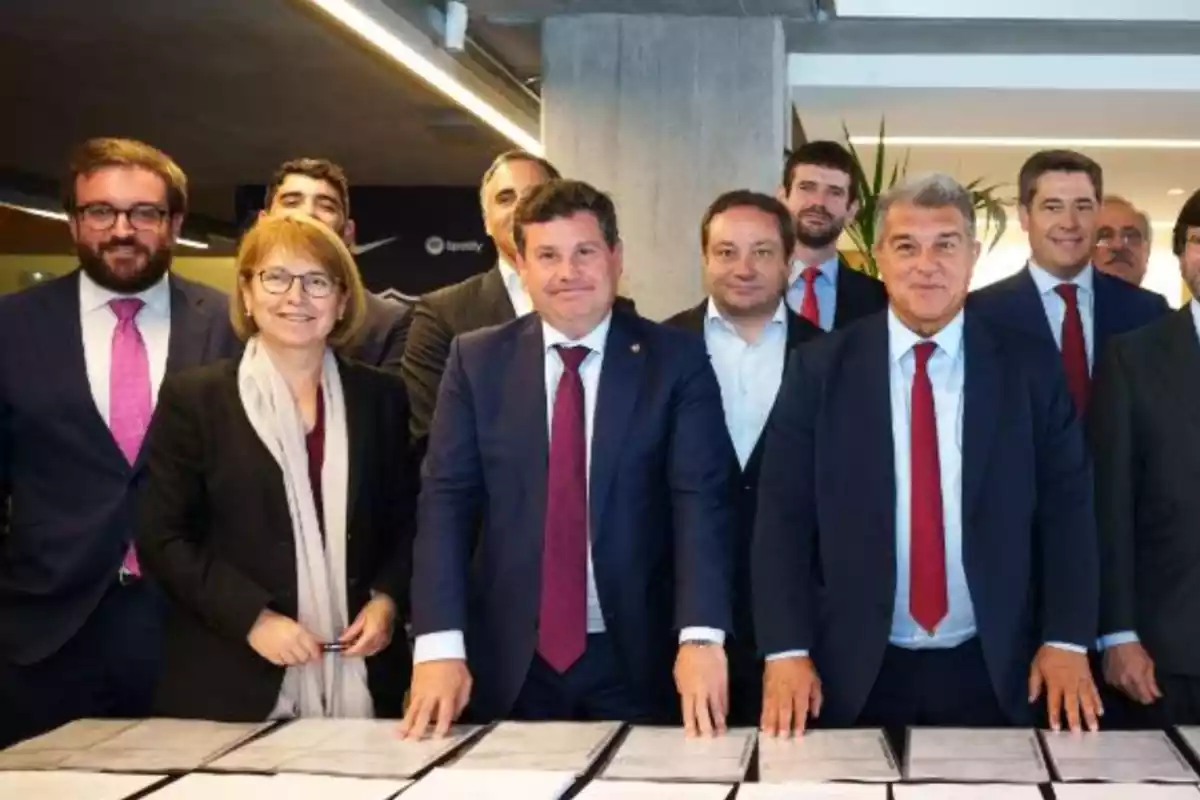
[753,173,1101,739]
[1094,194,1151,286]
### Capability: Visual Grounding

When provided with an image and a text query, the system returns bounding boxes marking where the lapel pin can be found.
[631,343,641,353]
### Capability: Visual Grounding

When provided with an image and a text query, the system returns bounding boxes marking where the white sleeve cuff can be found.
[766,650,809,660]
[1045,641,1087,654]
[1097,631,1140,650]
[413,630,466,663]
[679,627,725,646]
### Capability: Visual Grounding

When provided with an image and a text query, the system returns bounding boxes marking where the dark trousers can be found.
[727,641,762,728]
[0,580,164,748]
[1103,668,1200,729]
[511,634,656,723]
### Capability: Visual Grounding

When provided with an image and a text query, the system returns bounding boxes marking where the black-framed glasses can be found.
[1096,227,1145,248]
[257,268,338,299]
[75,203,168,232]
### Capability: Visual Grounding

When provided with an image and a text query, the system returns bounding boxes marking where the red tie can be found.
[1054,284,1090,414]
[537,345,590,673]
[799,266,821,326]
[910,341,947,634]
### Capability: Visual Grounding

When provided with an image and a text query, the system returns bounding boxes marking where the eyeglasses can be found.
[257,268,338,299]
[75,203,168,232]
[1096,227,1145,248]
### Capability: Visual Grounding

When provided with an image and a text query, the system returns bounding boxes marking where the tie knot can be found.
[556,344,590,373]
[1054,283,1079,306]
[109,298,145,322]
[913,341,937,369]
[801,266,821,286]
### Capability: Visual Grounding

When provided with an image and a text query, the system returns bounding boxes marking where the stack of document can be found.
[1052,785,1200,798]
[599,726,756,782]
[736,784,887,799]
[143,772,411,800]
[1178,727,1200,764]
[903,728,1050,783]
[1041,730,1197,783]
[892,786,1043,799]
[0,719,138,769]
[207,718,478,779]
[574,780,734,799]
[450,721,622,774]
[757,728,899,783]
[399,766,576,799]
[0,769,165,800]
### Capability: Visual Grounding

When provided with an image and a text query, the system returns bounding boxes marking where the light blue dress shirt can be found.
[1027,261,1095,372]
[703,298,788,468]
[786,255,839,332]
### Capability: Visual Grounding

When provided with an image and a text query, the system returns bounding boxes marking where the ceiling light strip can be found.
[848,136,1200,150]
[0,203,209,250]
[302,0,543,155]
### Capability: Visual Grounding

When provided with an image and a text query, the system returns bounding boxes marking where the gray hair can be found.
[1102,194,1151,239]
[874,173,977,244]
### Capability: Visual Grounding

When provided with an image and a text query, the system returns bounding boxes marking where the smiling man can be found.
[970,150,1168,417]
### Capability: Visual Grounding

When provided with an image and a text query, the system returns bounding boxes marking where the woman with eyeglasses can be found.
[136,213,415,721]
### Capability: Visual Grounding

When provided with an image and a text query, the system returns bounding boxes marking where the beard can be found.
[794,207,846,250]
[77,237,173,294]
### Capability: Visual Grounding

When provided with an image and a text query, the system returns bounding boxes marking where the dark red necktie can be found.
[910,341,947,633]
[799,266,821,326]
[537,344,590,673]
[1054,284,1090,414]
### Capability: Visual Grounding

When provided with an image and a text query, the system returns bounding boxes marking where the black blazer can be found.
[832,258,889,329]
[1091,309,1200,676]
[0,271,238,665]
[342,293,412,374]
[136,357,416,721]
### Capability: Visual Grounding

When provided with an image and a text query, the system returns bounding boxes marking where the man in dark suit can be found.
[0,138,239,746]
[970,150,1168,416]
[777,141,888,330]
[754,173,1100,738]
[1090,188,1200,726]
[400,179,738,738]
[261,157,411,371]
[665,190,821,726]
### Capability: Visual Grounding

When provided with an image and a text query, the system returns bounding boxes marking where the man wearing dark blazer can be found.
[778,141,888,331]
[970,150,1168,416]
[665,190,821,726]
[754,174,1100,738]
[261,157,411,371]
[1090,188,1200,726]
[401,179,738,738]
[0,138,239,746]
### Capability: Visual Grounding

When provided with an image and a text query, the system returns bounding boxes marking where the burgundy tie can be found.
[1054,284,1090,414]
[538,344,590,673]
[909,341,947,634]
[799,266,821,326]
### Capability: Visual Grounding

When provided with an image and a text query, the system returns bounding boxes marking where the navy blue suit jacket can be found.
[411,308,738,721]
[0,271,240,665]
[969,267,1169,373]
[752,310,1099,725]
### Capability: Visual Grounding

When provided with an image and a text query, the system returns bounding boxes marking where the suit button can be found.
[743,483,752,492]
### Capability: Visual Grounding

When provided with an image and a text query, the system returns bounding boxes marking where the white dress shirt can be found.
[703,298,788,468]
[785,254,839,332]
[1028,261,1096,371]
[414,314,723,664]
[498,258,534,317]
[80,269,172,423]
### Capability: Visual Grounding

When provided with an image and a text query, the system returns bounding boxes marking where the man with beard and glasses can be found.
[1094,195,1152,287]
[0,137,239,746]
[777,141,888,331]
[261,157,412,372]
[971,150,1168,419]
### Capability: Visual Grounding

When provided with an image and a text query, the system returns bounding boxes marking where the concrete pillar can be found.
[541,15,788,320]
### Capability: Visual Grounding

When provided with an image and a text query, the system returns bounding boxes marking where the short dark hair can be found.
[1172,188,1200,256]
[1018,149,1102,207]
[513,179,618,255]
[64,137,188,216]
[480,149,561,198]
[265,157,351,218]
[782,140,859,204]
[700,190,796,257]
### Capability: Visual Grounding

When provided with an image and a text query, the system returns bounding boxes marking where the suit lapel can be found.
[480,266,518,326]
[589,312,645,543]
[848,315,897,545]
[1091,270,1117,366]
[832,258,859,329]
[165,276,212,375]
[513,318,550,537]
[1012,267,1060,346]
[961,312,1002,520]
[1156,310,1200,433]
[677,302,706,335]
[340,360,368,529]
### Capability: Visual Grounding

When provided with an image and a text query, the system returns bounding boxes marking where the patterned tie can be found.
[909,341,947,633]
[537,344,590,673]
[109,298,151,577]
[799,266,821,327]
[1054,284,1090,415]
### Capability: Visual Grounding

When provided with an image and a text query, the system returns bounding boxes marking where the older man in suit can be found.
[665,190,821,725]
[401,179,738,738]
[754,173,1101,738]
[0,138,239,746]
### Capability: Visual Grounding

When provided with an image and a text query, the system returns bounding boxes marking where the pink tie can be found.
[109,298,151,577]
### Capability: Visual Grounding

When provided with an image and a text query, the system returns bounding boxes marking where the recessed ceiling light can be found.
[1169,188,1186,195]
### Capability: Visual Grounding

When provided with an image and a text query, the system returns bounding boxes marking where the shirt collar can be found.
[1028,260,1094,297]
[78,267,171,315]
[887,305,965,366]
[789,253,840,285]
[542,311,612,357]
[704,296,788,329]
[498,257,522,291]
